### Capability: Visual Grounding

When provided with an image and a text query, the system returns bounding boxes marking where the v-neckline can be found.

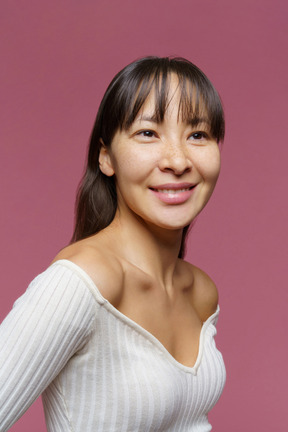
[53,259,219,375]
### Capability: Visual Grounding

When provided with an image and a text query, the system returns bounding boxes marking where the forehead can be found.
[112,68,225,143]
[133,74,209,125]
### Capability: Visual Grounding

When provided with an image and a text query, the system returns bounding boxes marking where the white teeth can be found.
[156,188,190,193]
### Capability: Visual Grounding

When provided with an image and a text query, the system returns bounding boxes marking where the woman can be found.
[0,56,226,431]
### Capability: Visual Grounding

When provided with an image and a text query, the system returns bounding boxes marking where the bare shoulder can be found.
[181,260,219,322]
[52,237,124,306]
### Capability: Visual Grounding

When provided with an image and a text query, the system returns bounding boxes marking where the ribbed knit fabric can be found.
[0,260,226,431]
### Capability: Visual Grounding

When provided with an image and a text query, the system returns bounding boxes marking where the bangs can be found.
[100,57,225,144]
[123,74,217,134]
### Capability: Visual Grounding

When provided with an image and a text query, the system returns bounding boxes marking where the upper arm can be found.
[0,264,95,431]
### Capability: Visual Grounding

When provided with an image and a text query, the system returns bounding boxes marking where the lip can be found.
[149,183,196,204]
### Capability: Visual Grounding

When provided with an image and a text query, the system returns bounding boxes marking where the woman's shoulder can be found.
[52,237,125,306]
[180,260,219,322]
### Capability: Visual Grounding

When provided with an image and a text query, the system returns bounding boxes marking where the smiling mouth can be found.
[149,184,197,204]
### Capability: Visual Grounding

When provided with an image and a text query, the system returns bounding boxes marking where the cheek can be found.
[110,149,133,176]
[195,147,221,182]
[112,148,156,183]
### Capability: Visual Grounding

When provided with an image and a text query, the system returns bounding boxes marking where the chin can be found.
[151,217,194,231]
[156,210,199,230]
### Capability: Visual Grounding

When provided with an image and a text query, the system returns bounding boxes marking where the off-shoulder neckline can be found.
[52,259,220,375]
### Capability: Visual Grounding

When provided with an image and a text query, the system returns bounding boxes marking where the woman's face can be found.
[99,75,221,232]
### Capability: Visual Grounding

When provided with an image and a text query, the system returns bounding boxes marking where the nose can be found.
[158,141,192,175]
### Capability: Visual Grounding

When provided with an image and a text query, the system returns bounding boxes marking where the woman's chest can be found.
[50,305,226,431]
[117,280,204,367]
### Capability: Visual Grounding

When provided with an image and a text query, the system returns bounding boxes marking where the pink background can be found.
[1,1,287,430]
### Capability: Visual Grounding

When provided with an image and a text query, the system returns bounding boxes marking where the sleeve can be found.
[0,262,96,432]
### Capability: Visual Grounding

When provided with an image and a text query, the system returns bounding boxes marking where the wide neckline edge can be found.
[51,259,220,375]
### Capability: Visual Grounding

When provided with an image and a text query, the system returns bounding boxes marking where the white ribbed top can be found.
[0,260,226,431]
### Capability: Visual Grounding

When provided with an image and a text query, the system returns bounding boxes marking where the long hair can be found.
[71,56,225,258]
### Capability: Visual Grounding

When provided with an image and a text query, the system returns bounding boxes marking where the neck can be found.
[109,210,184,286]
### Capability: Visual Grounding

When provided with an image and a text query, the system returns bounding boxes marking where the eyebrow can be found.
[135,114,210,127]
[187,116,210,127]
[136,114,159,123]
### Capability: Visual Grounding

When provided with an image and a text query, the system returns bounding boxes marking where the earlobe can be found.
[99,140,115,177]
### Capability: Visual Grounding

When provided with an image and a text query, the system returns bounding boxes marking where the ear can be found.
[99,139,115,177]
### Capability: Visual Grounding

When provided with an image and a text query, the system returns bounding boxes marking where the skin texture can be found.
[54,75,221,368]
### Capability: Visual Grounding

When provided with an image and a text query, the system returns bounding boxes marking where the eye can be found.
[188,131,208,140]
[137,130,156,138]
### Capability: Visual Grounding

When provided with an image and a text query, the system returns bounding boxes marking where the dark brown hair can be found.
[71,56,225,257]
